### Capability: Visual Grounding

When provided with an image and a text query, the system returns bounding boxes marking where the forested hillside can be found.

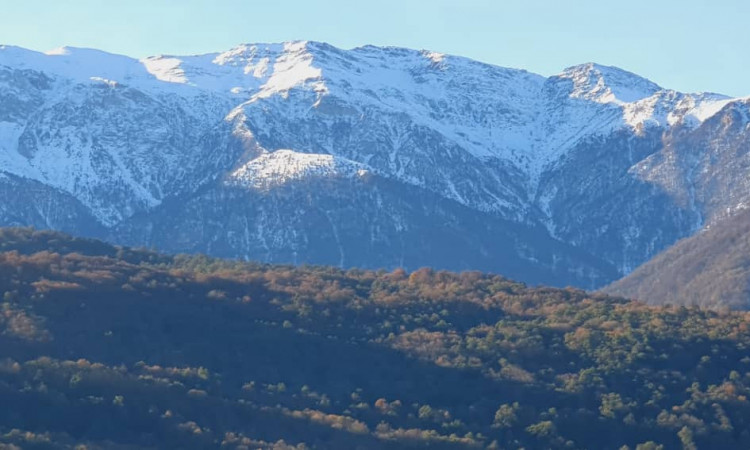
[604,209,750,310]
[1,228,750,449]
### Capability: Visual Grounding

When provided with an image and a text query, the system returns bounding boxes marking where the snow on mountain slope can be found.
[630,98,750,226]
[228,149,371,190]
[1,41,737,192]
[223,43,740,198]
[142,42,305,95]
[1,45,172,93]
[0,45,241,225]
[0,121,29,175]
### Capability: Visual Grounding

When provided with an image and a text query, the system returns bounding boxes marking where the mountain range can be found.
[1,40,749,289]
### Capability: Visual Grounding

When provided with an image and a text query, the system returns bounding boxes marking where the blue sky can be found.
[2,0,748,96]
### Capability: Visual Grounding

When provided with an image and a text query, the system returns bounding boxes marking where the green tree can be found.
[678,426,696,450]
[492,402,519,428]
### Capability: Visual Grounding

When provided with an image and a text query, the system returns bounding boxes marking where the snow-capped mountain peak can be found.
[558,62,662,104]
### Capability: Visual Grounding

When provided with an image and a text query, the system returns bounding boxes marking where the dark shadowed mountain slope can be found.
[111,174,619,287]
[603,209,750,309]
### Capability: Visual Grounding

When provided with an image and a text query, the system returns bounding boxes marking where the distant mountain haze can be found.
[1,41,749,289]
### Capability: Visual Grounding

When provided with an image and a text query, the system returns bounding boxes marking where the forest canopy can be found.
[0,227,749,449]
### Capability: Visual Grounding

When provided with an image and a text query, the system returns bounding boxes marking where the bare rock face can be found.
[0,42,746,287]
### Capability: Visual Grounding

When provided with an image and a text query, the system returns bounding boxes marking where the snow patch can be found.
[141,56,189,84]
[678,96,735,125]
[252,42,327,100]
[423,51,445,64]
[228,149,370,190]
[44,47,71,56]
[90,77,119,87]
[0,121,37,178]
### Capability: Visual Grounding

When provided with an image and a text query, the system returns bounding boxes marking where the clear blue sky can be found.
[2,0,748,96]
